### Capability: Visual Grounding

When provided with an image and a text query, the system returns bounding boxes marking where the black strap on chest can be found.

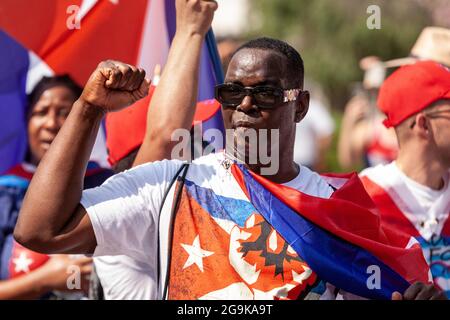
[156,163,189,300]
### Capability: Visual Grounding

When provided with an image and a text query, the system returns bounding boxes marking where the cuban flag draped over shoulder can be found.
[0,0,224,171]
[231,164,431,300]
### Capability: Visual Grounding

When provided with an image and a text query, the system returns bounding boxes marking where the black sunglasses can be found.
[215,83,302,109]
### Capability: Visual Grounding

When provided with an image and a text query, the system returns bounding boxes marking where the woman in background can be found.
[0,75,112,299]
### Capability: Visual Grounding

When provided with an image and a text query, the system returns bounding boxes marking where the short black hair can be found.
[28,74,82,111]
[231,37,304,88]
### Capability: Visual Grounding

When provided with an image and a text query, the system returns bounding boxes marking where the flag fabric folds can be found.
[0,0,224,170]
[231,164,430,300]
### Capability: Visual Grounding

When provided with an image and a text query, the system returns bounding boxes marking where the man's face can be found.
[222,48,308,166]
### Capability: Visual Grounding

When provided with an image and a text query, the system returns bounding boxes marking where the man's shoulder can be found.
[191,151,225,165]
[292,165,335,199]
[359,162,395,180]
[110,153,223,186]
[358,162,403,200]
[130,152,223,170]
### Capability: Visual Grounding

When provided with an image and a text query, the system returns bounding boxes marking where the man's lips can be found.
[232,120,258,129]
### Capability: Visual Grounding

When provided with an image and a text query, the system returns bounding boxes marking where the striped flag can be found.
[232,164,432,299]
[0,0,224,171]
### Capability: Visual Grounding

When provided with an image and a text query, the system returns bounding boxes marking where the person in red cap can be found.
[360,60,450,297]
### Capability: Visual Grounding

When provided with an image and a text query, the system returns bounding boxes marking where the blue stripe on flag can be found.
[238,164,411,300]
[0,30,30,174]
[164,0,176,41]
[163,0,225,144]
[184,179,254,227]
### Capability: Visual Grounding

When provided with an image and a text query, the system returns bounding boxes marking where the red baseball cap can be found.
[105,87,154,166]
[378,60,450,128]
[105,86,222,165]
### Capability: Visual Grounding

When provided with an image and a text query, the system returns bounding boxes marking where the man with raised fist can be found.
[91,0,220,300]
[14,0,444,300]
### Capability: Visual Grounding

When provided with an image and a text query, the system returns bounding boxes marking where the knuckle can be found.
[111,69,120,78]
[98,60,109,68]
[123,68,132,77]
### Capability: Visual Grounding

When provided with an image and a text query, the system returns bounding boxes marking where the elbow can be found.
[13,226,55,254]
[147,125,177,145]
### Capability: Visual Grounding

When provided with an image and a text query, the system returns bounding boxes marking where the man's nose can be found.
[236,95,256,113]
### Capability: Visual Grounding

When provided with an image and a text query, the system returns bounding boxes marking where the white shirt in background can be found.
[293,99,335,167]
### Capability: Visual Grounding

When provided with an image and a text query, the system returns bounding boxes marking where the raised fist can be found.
[80,60,151,113]
[176,0,218,37]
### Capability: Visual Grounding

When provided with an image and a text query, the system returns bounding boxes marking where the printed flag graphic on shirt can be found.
[0,0,224,171]
[168,177,320,300]
[166,162,430,300]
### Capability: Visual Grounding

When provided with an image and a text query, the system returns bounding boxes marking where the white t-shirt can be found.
[94,255,155,300]
[360,162,450,240]
[293,99,335,167]
[81,152,335,299]
[396,167,449,216]
[360,162,450,296]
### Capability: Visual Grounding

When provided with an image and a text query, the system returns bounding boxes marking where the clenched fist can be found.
[176,0,218,37]
[80,60,151,113]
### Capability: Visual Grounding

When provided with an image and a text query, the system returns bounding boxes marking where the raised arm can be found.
[337,95,371,170]
[14,61,150,254]
[133,0,218,165]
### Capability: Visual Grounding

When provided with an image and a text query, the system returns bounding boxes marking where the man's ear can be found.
[415,113,430,137]
[295,90,310,123]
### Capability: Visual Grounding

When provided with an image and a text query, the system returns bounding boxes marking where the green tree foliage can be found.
[249,0,431,109]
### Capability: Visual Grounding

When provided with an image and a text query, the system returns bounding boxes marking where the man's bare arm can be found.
[14,61,150,254]
[133,0,218,165]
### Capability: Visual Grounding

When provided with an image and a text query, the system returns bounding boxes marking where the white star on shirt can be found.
[13,252,33,273]
[181,235,214,272]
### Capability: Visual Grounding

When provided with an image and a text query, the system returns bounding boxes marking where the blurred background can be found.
[212,0,450,172]
[1,0,449,174]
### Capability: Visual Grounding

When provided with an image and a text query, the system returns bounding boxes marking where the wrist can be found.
[73,98,106,121]
[30,265,53,293]
[174,29,206,42]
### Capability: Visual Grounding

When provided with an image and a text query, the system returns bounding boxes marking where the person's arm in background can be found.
[337,95,371,170]
[133,0,218,165]
[13,61,150,254]
[0,256,91,299]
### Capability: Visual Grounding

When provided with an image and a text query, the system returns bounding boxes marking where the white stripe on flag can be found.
[137,0,170,78]
[26,51,54,94]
